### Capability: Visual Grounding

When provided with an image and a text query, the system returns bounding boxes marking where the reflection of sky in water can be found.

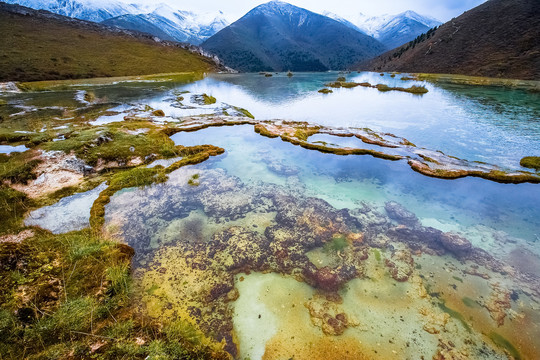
[174,72,540,168]
[0,144,27,154]
[4,72,539,168]
[25,183,107,234]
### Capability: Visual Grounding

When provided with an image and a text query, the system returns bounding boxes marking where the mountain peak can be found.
[202,2,385,72]
[397,10,441,27]
[253,1,305,15]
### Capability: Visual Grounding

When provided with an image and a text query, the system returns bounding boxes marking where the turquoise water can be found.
[108,124,540,359]
[171,125,540,245]
[3,72,540,359]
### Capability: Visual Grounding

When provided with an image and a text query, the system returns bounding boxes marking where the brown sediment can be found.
[251,121,540,184]
[105,166,540,358]
[0,229,34,243]
[280,134,403,161]
[10,150,86,198]
[164,117,256,136]
[354,133,400,148]
[408,159,540,184]
[263,336,370,360]
[482,283,511,327]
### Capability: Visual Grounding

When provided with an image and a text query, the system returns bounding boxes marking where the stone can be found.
[439,232,472,255]
[385,201,419,226]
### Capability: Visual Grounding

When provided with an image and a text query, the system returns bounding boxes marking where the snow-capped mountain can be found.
[3,0,229,45]
[355,11,442,49]
[202,1,385,72]
[2,0,143,22]
[102,5,229,44]
[322,11,365,34]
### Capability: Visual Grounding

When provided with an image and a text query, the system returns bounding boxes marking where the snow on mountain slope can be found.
[4,0,229,45]
[2,0,141,22]
[102,4,229,44]
[322,11,365,34]
[202,1,386,72]
[355,11,442,49]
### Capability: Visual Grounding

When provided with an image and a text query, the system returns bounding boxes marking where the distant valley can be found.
[3,0,442,72]
[1,0,537,79]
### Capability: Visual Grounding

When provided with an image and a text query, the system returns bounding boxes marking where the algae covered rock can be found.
[385,201,419,227]
[439,232,472,255]
[520,156,540,171]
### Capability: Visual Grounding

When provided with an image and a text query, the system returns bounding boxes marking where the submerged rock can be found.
[385,249,415,282]
[439,232,472,256]
[385,201,420,227]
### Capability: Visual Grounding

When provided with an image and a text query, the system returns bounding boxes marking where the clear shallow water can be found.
[4,72,538,169]
[3,73,540,359]
[24,183,107,234]
[0,144,28,154]
[106,125,540,360]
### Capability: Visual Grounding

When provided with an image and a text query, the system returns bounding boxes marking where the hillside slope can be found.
[0,3,224,82]
[202,1,385,72]
[362,0,540,80]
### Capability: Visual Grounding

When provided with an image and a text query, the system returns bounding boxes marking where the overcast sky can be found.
[120,0,488,22]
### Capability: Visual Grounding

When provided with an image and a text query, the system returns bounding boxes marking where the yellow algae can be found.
[416,254,540,359]
[414,73,540,91]
[264,336,370,360]
[233,273,313,359]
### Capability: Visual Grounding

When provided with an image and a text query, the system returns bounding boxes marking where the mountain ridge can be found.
[0,2,226,82]
[3,0,229,45]
[202,1,386,72]
[362,0,540,80]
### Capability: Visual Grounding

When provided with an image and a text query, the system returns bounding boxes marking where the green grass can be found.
[0,9,218,82]
[89,145,223,230]
[41,125,180,166]
[0,151,42,184]
[233,106,255,119]
[0,186,30,235]
[376,84,429,94]
[520,156,540,171]
[294,127,319,141]
[0,229,231,359]
[202,94,217,105]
